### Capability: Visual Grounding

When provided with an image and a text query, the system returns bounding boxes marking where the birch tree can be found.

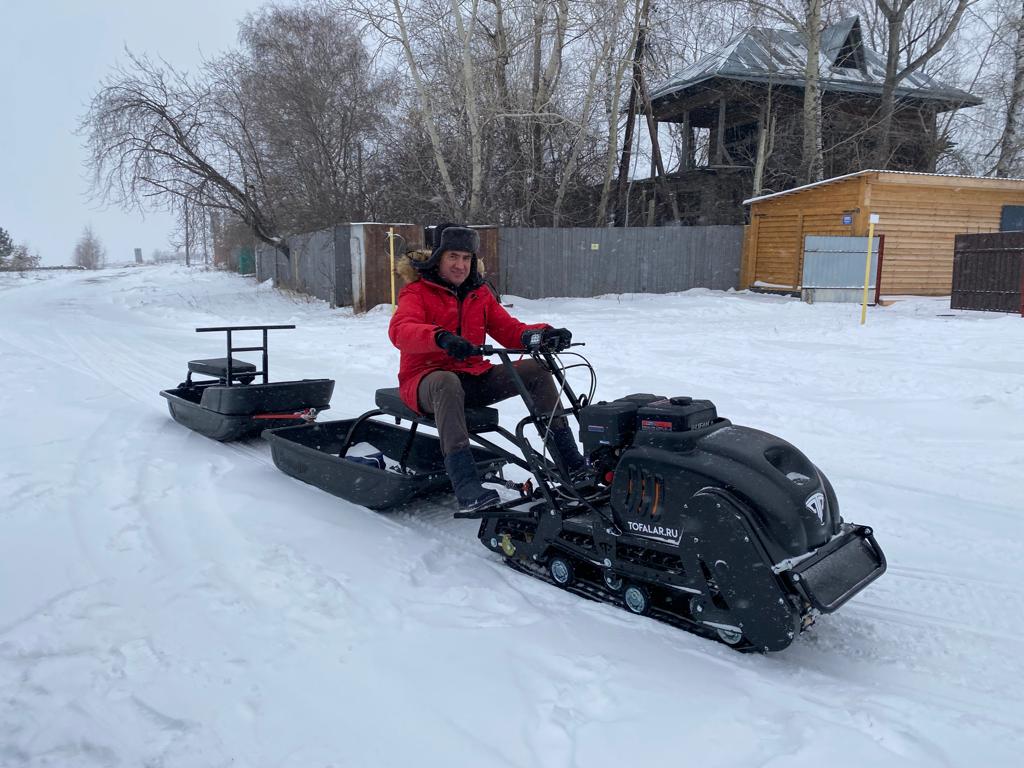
[450,0,485,219]
[74,226,105,270]
[745,0,826,184]
[594,0,648,224]
[552,0,632,224]
[524,0,569,222]
[994,0,1024,175]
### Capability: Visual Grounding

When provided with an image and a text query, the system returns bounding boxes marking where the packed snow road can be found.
[1,266,1021,767]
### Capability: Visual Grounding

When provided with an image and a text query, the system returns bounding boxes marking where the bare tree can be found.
[168,197,213,267]
[524,0,569,222]
[745,0,828,184]
[613,0,652,225]
[81,52,286,252]
[358,0,619,224]
[74,226,106,270]
[83,5,392,252]
[870,0,972,166]
[553,0,633,224]
[597,0,643,225]
[361,0,463,216]
[921,0,1014,174]
[480,0,526,204]
[232,4,395,229]
[994,0,1024,175]
[7,244,41,271]
[450,0,485,219]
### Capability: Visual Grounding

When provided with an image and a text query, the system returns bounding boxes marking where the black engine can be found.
[580,394,843,563]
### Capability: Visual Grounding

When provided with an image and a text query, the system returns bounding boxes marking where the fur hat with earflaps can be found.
[395,223,483,284]
[413,223,480,273]
[396,248,489,284]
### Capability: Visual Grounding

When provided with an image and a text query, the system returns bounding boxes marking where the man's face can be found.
[438,250,473,286]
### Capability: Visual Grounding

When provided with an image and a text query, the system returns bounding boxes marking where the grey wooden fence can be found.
[498,226,743,299]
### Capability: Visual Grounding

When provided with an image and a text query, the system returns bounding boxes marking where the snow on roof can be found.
[649,17,980,111]
[743,169,1024,205]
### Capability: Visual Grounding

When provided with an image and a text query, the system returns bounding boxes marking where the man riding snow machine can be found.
[446,338,884,653]
[266,334,886,652]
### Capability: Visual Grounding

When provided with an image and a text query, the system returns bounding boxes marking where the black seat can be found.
[188,357,257,380]
[374,387,500,430]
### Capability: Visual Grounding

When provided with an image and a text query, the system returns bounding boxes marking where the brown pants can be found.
[417,360,566,455]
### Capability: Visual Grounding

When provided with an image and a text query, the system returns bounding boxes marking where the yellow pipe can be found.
[389,226,396,313]
[860,216,877,326]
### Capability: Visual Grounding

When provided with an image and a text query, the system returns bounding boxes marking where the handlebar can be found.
[475,342,585,356]
[470,340,595,437]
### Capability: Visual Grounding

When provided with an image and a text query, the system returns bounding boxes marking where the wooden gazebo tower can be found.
[636,17,981,226]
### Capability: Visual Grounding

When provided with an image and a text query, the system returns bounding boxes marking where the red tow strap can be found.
[251,408,319,422]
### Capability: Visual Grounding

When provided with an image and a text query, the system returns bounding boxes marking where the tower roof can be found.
[650,17,980,117]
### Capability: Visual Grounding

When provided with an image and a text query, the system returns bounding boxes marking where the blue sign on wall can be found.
[842,214,853,225]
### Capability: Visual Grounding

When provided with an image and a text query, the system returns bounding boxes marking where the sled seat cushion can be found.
[374,387,500,430]
[188,357,257,380]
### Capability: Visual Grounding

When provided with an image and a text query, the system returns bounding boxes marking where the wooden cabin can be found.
[640,17,981,226]
[741,170,1024,296]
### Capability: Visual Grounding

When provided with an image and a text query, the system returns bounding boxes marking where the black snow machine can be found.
[264,340,885,652]
[160,324,335,441]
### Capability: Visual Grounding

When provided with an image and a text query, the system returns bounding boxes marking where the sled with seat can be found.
[160,324,334,441]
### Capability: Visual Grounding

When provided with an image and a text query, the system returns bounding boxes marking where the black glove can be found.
[521,327,572,352]
[435,330,476,361]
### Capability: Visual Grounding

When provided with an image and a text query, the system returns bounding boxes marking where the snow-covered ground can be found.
[1,266,1021,767]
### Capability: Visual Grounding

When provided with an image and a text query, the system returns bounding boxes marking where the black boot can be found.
[549,424,587,475]
[444,447,500,513]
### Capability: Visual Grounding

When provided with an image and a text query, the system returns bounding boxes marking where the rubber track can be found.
[502,556,760,652]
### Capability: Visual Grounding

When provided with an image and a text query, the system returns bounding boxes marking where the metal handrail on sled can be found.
[193,324,296,386]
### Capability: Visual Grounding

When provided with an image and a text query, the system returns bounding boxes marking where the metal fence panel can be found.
[334,225,352,307]
[499,226,743,299]
[260,224,743,308]
[256,243,291,288]
[802,236,879,289]
[288,229,336,303]
[952,232,1024,313]
[256,229,337,305]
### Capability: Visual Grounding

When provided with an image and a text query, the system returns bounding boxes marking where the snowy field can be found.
[1,265,1022,767]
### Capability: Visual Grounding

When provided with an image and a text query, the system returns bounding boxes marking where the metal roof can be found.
[650,17,981,112]
[742,169,1024,205]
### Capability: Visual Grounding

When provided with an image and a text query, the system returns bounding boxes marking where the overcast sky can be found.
[1,1,279,266]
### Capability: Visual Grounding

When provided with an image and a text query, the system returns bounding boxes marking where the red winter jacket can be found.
[388,277,547,413]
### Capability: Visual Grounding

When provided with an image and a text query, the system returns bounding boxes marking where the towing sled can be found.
[264,391,511,509]
[160,324,334,441]
[266,341,885,652]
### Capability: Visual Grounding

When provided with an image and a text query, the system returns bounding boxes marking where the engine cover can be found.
[610,423,842,564]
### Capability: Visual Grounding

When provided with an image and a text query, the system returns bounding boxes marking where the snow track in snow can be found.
[2,267,1022,768]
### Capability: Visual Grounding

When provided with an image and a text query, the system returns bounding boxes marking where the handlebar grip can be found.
[476,345,528,356]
